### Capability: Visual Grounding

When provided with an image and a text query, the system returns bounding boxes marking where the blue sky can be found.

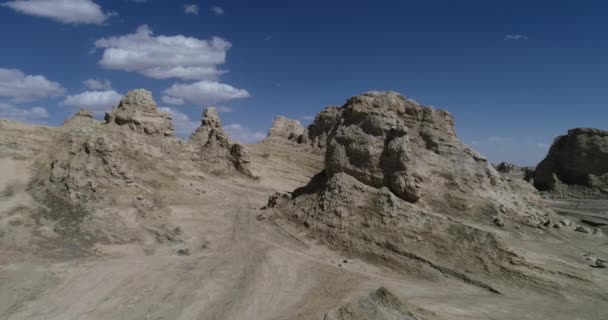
[1,0,607,166]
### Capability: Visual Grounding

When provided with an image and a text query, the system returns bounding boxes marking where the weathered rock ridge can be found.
[266,91,569,291]
[190,107,256,179]
[28,93,257,248]
[534,128,608,198]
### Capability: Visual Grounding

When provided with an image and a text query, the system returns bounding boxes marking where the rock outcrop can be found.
[324,287,424,320]
[64,109,95,126]
[190,107,257,179]
[494,162,534,182]
[264,108,342,150]
[105,89,173,136]
[534,128,608,198]
[306,105,341,149]
[266,116,306,142]
[265,91,561,291]
[26,90,195,248]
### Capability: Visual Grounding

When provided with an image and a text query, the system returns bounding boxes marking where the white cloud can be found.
[504,34,528,41]
[94,25,230,81]
[83,78,112,91]
[159,107,199,136]
[184,4,199,15]
[61,90,122,115]
[0,102,49,123]
[161,95,185,105]
[0,68,65,102]
[211,6,224,15]
[163,80,249,106]
[217,106,232,113]
[3,0,111,25]
[302,115,314,121]
[224,124,266,144]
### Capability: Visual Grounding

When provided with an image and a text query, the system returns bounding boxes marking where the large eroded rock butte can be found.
[534,128,608,198]
[265,91,598,292]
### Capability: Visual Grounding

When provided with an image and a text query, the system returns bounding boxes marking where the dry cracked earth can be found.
[0,90,606,320]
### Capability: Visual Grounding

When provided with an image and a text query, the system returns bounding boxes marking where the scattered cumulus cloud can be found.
[163,80,249,106]
[83,78,112,91]
[504,34,528,41]
[94,25,230,81]
[184,4,199,15]
[61,90,123,115]
[0,68,65,102]
[159,107,199,136]
[161,95,185,105]
[224,124,266,144]
[0,102,49,123]
[211,6,224,15]
[3,0,111,25]
[217,106,232,113]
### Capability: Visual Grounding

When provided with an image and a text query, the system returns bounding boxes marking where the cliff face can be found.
[534,128,608,198]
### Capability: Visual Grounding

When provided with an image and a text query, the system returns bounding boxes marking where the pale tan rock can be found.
[266,116,305,142]
[534,128,608,198]
[190,107,257,179]
[105,89,173,136]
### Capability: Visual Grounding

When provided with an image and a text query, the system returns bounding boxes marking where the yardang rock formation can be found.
[534,128,608,198]
[265,91,583,292]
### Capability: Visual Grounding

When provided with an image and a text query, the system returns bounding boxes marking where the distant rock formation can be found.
[265,91,564,291]
[494,162,535,182]
[306,106,341,149]
[264,108,342,150]
[534,128,608,198]
[190,107,257,179]
[266,116,306,142]
[64,109,95,126]
[105,89,173,136]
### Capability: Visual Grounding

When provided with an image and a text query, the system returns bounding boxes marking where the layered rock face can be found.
[534,128,608,197]
[105,89,173,136]
[190,107,256,179]
[266,116,306,142]
[266,91,560,291]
